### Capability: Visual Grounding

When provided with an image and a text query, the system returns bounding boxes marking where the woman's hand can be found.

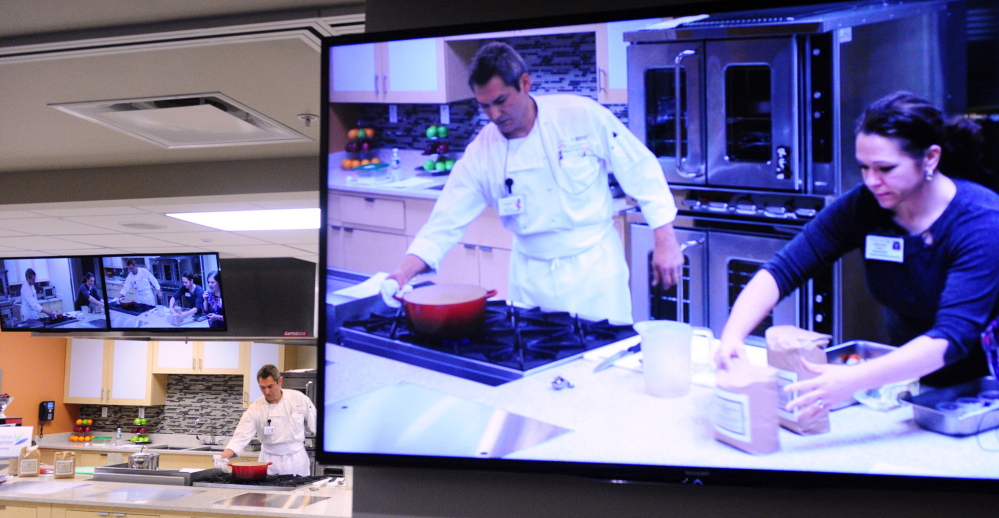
[713,337,745,371]
[785,359,864,416]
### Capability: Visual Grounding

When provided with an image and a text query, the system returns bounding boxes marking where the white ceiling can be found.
[0,1,366,264]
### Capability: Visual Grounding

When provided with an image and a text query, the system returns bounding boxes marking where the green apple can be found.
[140,418,147,425]
[426,125,438,138]
[424,159,436,171]
[445,159,455,171]
[436,125,448,138]
[134,418,142,425]
[435,161,446,172]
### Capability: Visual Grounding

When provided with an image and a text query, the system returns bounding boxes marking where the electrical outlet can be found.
[389,104,398,123]
[138,408,145,419]
[101,407,108,418]
[440,105,450,126]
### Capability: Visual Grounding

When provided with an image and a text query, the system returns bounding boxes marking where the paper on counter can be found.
[330,272,388,300]
[382,177,441,189]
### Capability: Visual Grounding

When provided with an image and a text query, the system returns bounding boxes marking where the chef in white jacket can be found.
[215,365,317,476]
[20,268,58,321]
[115,259,161,306]
[382,42,682,323]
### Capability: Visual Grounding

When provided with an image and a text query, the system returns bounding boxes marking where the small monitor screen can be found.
[102,253,225,331]
[0,256,110,332]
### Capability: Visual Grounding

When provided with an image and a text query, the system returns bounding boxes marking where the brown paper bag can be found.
[53,451,76,479]
[766,325,831,435]
[713,361,780,455]
[17,445,40,477]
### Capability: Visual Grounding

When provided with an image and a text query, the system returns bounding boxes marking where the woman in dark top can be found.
[202,270,225,328]
[74,272,104,311]
[714,91,999,414]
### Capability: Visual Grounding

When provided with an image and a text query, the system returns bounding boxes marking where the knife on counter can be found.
[593,342,641,372]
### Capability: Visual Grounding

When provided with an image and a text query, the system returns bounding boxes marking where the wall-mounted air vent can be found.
[49,93,311,148]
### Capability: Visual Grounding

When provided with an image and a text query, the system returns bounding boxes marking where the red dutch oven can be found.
[396,284,497,338]
[228,459,272,481]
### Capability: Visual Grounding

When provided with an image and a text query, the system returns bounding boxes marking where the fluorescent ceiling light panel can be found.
[166,208,320,231]
[50,93,311,148]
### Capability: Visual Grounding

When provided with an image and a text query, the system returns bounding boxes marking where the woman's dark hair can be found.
[856,91,993,188]
[83,272,95,282]
[181,270,195,283]
[468,42,529,91]
[207,270,221,290]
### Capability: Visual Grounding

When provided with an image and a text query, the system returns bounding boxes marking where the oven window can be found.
[727,258,771,337]
[643,67,688,158]
[648,251,690,323]
[724,65,772,163]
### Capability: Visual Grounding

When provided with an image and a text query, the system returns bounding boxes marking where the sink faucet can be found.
[195,416,223,446]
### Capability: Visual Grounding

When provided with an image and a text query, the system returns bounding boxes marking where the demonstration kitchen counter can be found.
[325,338,999,481]
[36,434,259,470]
[0,474,350,518]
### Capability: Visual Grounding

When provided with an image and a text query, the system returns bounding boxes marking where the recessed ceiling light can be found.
[166,208,319,231]
[120,222,168,230]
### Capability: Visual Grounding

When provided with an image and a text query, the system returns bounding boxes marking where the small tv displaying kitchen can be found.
[320,0,999,497]
[0,255,110,332]
[101,253,225,331]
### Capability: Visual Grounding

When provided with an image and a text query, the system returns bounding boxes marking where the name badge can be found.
[498,195,525,216]
[184,292,191,298]
[865,235,904,263]
[263,426,275,435]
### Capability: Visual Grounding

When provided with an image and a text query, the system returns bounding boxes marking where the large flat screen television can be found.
[0,255,110,332]
[101,253,225,331]
[319,0,999,494]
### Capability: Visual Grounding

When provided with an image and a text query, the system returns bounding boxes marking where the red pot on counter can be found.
[396,284,497,338]
[228,459,272,481]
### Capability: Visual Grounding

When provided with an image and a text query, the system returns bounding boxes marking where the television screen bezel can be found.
[101,252,226,333]
[0,254,111,333]
[317,0,998,495]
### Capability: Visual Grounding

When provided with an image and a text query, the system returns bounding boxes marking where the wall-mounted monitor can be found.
[319,0,999,496]
[101,253,225,331]
[0,256,110,332]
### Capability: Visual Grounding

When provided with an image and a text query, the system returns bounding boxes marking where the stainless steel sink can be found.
[90,487,203,503]
[0,482,89,495]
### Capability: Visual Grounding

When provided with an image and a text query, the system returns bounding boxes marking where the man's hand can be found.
[651,223,684,287]
[212,454,229,471]
[379,279,413,308]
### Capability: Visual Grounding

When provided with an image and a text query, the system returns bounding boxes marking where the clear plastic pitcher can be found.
[634,320,695,398]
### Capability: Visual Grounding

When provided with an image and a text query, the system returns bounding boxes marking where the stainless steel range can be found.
[625,0,966,344]
[338,298,637,386]
[191,469,333,491]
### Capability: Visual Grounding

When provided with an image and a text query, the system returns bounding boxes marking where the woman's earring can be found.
[925,168,934,181]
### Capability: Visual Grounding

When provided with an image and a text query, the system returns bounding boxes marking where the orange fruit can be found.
[364,128,375,138]
[70,436,77,442]
[349,159,361,169]
[360,159,371,166]
[371,157,381,164]
[75,419,83,426]
[347,128,359,139]
[341,158,352,170]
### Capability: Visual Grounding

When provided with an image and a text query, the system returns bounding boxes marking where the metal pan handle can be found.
[674,50,703,179]
[675,238,704,323]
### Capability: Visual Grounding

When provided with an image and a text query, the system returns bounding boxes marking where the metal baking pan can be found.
[901,376,999,436]
[824,340,897,409]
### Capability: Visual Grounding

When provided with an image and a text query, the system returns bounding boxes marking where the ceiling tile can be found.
[0,228,29,238]
[209,243,313,258]
[56,233,182,248]
[150,231,271,247]
[232,228,318,244]
[30,206,151,217]
[119,246,213,255]
[0,217,118,235]
[0,235,96,251]
[0,210,47,219]
[142,200,276,214]
[61,213,212,233]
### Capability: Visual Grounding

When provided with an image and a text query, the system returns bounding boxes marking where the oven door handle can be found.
[674,49,703,179]
[675,238,704,323]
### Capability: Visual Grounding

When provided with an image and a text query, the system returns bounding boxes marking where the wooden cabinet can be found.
[0,503,48,518]
[6,259,51,284]
[329,38,477,103]
[61,510,159,518]
[152,341,242,375]
[241,342,285,408]
[64,339,166,406]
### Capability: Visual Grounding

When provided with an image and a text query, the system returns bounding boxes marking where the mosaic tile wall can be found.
[79,374,244,435]
[348,32,629,153]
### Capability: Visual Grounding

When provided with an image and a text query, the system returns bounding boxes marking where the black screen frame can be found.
[0,254,110,333]
[317,0,999,495]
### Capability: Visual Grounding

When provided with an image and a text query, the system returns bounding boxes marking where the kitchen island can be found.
[324,336,999,481]
[0,472,350,518]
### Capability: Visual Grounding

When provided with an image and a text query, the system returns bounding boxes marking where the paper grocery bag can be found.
[766,325,831,435]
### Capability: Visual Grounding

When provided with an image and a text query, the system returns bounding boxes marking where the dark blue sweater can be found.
[765,179,999,386]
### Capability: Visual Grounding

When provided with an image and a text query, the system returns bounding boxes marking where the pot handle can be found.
[485,289,498,298]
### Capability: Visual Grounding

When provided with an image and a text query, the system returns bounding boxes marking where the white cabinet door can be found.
[153,341,197,373]
[384,38,438,93]
[109,340,152,402]
[201,341,242,373]
[243,342,284,407]
[329,42,378,101]
[65,338,108,403]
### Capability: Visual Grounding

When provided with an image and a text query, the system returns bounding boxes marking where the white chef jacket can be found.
[407,94,677,322]
[226,388,317,476]
[121,268,161,306]
[20,282,43,321]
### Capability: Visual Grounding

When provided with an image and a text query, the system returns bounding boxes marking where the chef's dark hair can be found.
[181,270,195,283]
[83,272,95,282]
[856,91,994,188]
[126,259,138,267]
[25,268,35,279]
[257,364,281,382]
[468,42,528,91]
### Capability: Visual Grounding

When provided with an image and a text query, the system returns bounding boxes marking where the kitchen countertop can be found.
[0,473,350,517]
[38,433,259,458]
[109,304,210,329]
[324,337,999,480]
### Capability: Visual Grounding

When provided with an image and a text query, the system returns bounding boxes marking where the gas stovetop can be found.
[191,469,331,491]
[339,300,636,386]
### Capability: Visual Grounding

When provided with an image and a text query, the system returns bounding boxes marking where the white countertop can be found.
[37,433,259,458]
[324,337,999,481]
[0,474,350,517]
[328,149,450,199]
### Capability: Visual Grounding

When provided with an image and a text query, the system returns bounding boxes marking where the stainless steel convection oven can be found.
[626,0,967,344]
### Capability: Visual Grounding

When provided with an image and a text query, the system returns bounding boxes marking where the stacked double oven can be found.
[626,0,966,344]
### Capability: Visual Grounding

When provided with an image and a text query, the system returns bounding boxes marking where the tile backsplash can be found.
[80,374,244,436]
[347,32,628,154]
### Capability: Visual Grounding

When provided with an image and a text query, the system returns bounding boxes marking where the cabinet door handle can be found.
[343,227,354,233]
[199,358,203,371]
[331,225,342,231]
[97,513,110,517]
[193,358,197,370]
[463,244,476,250]
[113,514,126,517]
[363,197,376,203]
[374,73,379,95]
[479,246,493,252]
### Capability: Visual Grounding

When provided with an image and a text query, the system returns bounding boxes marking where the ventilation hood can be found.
[49,93,312,148]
